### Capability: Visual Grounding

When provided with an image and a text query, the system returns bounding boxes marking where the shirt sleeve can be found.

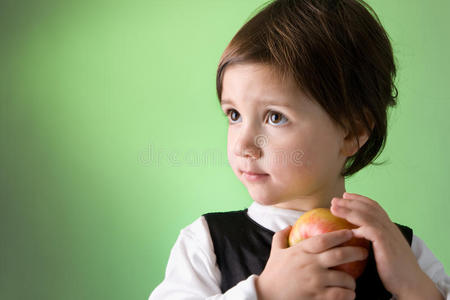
[148,216,258,300]
[411,234,450,300]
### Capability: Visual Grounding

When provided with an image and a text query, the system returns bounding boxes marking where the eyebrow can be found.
[220,98,294,108]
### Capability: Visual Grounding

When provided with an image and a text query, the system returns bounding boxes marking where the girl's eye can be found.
[267,111,288,126]
[225,109,241,123]
[225,109,288,126]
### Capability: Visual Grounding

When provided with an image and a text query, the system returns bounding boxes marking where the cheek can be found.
[227,147,236,170]
[270,149,312,176]
[266,136,321,181]
[282,136,313,168]
[227,131,239,171]
[261,148,307,171]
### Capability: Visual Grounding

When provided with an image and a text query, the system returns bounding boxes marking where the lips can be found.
[240,169,269,182]
[241,170,267,176]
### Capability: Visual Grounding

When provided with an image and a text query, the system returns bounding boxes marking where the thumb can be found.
[271,225,292,250]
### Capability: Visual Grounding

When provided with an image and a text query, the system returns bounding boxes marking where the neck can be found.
[272,175,346,211]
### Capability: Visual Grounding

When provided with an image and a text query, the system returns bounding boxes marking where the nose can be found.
[233,126,265,160]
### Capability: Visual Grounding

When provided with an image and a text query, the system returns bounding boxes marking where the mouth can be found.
[240,170,269,181]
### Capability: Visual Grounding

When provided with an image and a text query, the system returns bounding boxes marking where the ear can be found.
[340,110,375,157]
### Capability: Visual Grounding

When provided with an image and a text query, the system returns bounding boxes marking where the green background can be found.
[1,0,449,299]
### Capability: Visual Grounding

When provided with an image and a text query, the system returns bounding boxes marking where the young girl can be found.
[150,0,449,299]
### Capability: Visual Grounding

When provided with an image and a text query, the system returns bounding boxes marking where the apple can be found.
[288,207,371,279]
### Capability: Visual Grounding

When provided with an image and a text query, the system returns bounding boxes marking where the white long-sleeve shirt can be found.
[149,201,450,300]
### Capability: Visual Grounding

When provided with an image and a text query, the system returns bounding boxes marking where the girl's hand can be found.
[255,225,368,300]
[331,192,443,299]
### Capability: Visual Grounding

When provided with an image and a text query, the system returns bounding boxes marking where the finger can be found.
[322,269,356,290]
[343,192,377,207]
[271,225,292,250]
[351,223,401,247]
[332,197,372,212]
[324,287,356,300]
[331,202,377,227]
[300,229,353,253]
[318,246,369,269]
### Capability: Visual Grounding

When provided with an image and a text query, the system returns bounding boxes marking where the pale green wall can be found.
[1,0,449,299]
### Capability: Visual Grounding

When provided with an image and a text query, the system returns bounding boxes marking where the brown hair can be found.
[216,0,398,178]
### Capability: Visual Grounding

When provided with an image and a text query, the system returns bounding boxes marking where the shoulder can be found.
[177,215,215,257]
[149,216,223,299]
[160,216,220,280]
[203,208,247,218]
[177,209,248,252]
[202,208,256,237]
[203,209,247,224]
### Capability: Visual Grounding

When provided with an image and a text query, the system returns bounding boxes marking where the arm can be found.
[149,216,258,300]
[397,234,449,300]
[396,271,444,300]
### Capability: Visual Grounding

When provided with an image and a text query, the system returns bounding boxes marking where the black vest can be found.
[203,208,413,300]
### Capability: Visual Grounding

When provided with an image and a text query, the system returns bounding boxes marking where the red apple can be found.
[288,207,371,279]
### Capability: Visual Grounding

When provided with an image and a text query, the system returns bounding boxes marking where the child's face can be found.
[221,63,353,211]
